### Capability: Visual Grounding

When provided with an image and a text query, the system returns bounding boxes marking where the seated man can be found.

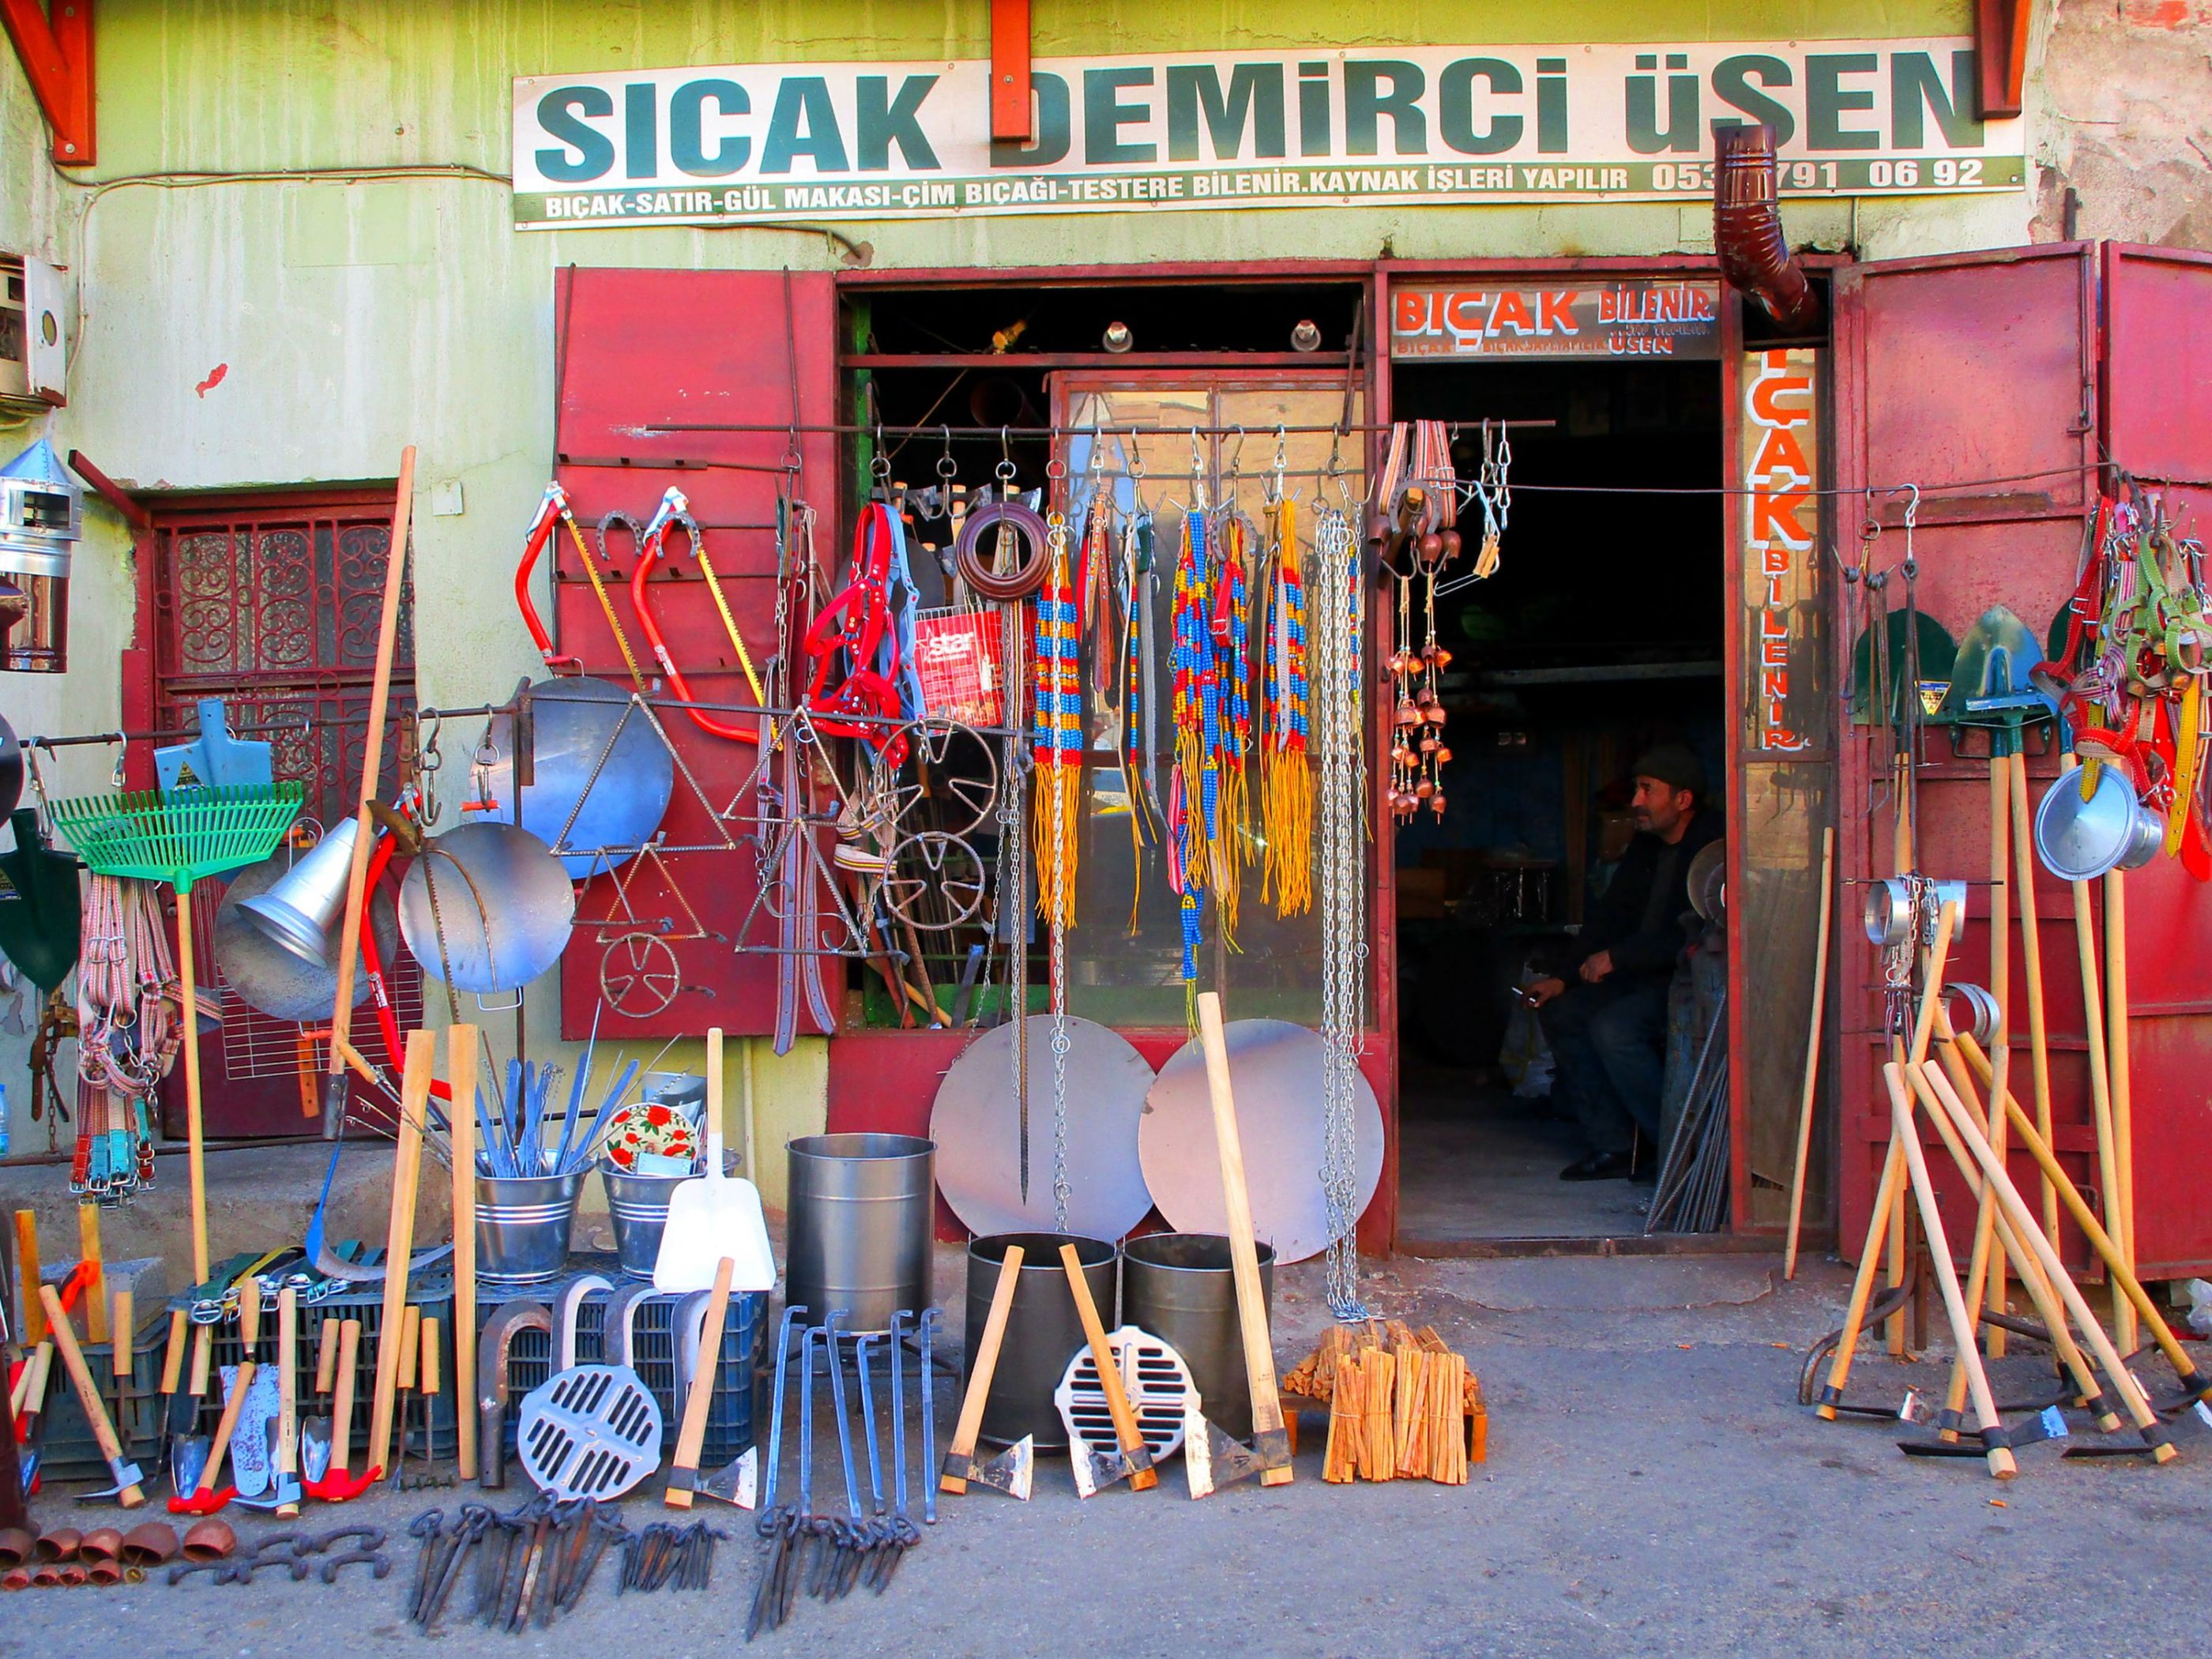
[1527,746,1722,1182]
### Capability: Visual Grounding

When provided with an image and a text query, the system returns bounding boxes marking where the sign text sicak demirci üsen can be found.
[511,40,2024,228]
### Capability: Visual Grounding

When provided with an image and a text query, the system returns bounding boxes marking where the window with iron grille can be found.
[143,490,421,1136]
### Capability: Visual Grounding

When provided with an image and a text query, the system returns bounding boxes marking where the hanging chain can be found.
[1314,502,1371,1321]
[1044,511,1075,1233]
[995,592,1032,1206]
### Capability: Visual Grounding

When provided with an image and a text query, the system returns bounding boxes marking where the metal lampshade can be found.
[241,817,363,965]
[0,438,81,580]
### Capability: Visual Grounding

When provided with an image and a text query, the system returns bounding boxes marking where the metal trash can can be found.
[785,1133,935,1333]
[476,1171,585,1286]
[965,1232,1115,1450]
[599,1151,740,1281]
[1122,1232,1274,1440]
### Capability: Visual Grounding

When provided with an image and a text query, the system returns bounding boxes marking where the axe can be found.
[37,1284,144,1508]
[938,1245,1033,1501]
[664,1258,738,1510]
[1185,992,1293,1498]
[1058,1243,1157,1496]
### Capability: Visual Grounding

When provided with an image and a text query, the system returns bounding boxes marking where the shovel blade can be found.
[300,1416,333,1483]
[169,1435,210,1500]
[698,1445,758,1509]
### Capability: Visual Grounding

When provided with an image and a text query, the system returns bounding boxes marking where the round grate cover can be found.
[516,1364,664,1500]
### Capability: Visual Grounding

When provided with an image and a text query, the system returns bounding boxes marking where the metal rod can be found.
[21,712,330,750]
[631,419,1559,438]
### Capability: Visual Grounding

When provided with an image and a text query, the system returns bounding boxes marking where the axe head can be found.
[83,1458,147,1506]
[229,1473,303,1511]
[942,1437,1033,1502]
[1182,1404,1292,1499]
[697,1445,758,1510]
[1067,1434,1154,1499]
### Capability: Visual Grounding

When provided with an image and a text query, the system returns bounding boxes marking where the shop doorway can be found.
[1387,356,1726,1249]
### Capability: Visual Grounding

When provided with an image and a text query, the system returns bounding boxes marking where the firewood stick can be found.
[1784,825,1835,1281]
[367,1029,433,1478]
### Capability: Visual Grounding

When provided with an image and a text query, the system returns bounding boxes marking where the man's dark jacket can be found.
[1546,808,1724,982]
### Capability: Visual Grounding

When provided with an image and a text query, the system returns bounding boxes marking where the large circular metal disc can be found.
[1139,1018,1383,1264]
[214,852,398,1020]
[931,1015,1156,1242]
[398,822,575,993]
[462,676,675,879]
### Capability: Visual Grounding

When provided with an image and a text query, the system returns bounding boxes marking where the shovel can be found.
[653,1029,776,1295]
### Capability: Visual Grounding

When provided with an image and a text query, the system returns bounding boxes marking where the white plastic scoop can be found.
[653,1027,777,1293]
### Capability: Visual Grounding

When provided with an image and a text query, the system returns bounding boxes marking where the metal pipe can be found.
[1714,124,1822,333]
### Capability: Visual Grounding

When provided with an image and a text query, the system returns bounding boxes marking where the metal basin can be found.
[462,676,674,878]
[965,1232,1116,1450]
[2034,766,2164,881]
[785,1132,935,1334]
[213,850,397,1021]
[397,821,575,993]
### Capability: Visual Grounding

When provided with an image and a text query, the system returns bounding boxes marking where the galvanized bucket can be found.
[1122,1233,1275,1441]
[476,1170,585,1286]
[785,1133,935,1334]
[965,1232,1116,1450]
[599,1151,740,1282]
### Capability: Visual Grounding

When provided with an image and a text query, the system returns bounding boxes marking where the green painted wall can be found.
[0,0,2120,1163]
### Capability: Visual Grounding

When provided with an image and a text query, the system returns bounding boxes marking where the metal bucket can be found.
[600,1151,739,1282]
[965,1232,1115,1450]
[476,1171,585,1286]
[1122,1233,1275,1441]
[785,1133,935,1333]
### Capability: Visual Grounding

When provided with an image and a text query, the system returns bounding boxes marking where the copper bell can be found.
[1414,777,1435,799]
[1395,699,1420,728]
[1439,529,1462,562]
[1427,702,1449,729]
[1418,733,1439,754]
[1417,532,1445,566]
[1433,745,1453,766]
[1429,791,1447,818]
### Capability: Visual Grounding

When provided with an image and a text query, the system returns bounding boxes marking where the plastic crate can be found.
[28,1325,165,1487]
[489,1258,763,1467]
[168,1266,460,1462]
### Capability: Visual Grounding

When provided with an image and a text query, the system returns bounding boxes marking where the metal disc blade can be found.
[1138,1018,1383,1264]
[461,677,675,878]
[213,851,397,1020]
[397,821,575,993]
[929,1014,1155,1240]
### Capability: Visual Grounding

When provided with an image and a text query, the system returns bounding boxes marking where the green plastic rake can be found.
[46,781,304,1287]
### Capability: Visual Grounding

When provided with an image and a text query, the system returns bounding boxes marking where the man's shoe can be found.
[1559,1151,1632,1182]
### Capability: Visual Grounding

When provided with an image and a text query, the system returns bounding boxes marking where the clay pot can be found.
[119,1522,180,1566]
[0,1528,32,1568]
[88,1559,122,1587]
[77,1528,122,1567]
[181,1519,235,1563]
[1,1566,28,1592]
[56,1562,87,1587]
[34,1528,81,1562]
[28,1563,59,1588]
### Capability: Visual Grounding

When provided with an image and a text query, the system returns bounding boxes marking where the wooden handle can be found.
[397,1305,423,1391]
[238,1277,261,1360]
[276,1288,299,1470]
[10,1341,50,1417]
[1195,991,1292,1484]
[367,1027,433,1478]
[1059,1243,1157,1488]
[664,1257,735,1507]
[704,1027,725,1170]
[420,1317,441,1398]
[1783,826,1835,1281]
[175,886,213,1284]
[190,1327,212,1398]
[78,1203,107,1345]
[314,1318,340,1397]
[13,1211,42,1346]
[199,1358,255,1495]
[333,1321,361,1476]
[941,1244,1024,1493]
[111,1290,134,1379]
[38,1285,143,1506]
[447,1021,480,1481]
[160,1309,190,1397]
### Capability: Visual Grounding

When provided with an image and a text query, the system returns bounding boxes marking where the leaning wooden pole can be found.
[323,446,418,1099]
[2104,867,2138,1354]
[1783,826,1834,1281]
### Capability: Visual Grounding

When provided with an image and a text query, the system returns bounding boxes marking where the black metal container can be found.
[1121,1233,1275,1440]
[964,1232,1115,1450]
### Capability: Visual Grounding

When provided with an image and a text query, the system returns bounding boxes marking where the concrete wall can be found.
[0,0,2205,1177]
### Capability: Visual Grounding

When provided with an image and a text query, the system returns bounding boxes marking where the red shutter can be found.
[2098,243,2212,1276]
[1831,244,2101,1267]
[551,268,841,1039]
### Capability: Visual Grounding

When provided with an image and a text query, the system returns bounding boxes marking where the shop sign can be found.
[1391,280,1720,359]
[511,40,2023,229]
[1743,348,1820,753]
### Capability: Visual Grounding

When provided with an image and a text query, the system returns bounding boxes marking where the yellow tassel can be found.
[1033,760,1082,930]
[1215,758,1245,947]
[1264,750,1315,918]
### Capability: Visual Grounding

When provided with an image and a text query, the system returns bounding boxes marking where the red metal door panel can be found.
[551,268,840,1040]
[2101,242,2212,1276]
[1832,245,2099,1270]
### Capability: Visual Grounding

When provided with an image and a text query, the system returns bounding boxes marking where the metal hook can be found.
[110,732,126,791]
[1226,425,1246,486]
[939,423,957,482]
[1190,427,1205,480]
[1273,423,1288,477]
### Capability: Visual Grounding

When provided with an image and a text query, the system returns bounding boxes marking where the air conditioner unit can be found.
[0,256,66,405]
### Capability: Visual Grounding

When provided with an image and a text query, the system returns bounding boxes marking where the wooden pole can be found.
[941,1244,1024,1495]
[1196,991,1292,1484]
[175,886,213,1280]
[275,1285,299,1518]
[13,1211,43,1345]
[2064,822,2121,1341]
[2103,867,2138,1354]
[77,1203,107,1345]
[325,446,418,1089]
[2008,752,2057,1243]
[447,1022,480,1480]
[367,1028,432,1478]
[1783,826,1834,1281]
[1982,758,2011,1354]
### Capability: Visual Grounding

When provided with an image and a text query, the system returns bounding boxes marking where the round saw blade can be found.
[930,1014,1156,1241]
[1138,1018,1383,1264]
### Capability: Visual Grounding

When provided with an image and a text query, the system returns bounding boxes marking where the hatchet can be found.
[1058,1243,1156,1496]
[38,1285,143,1508]
[938,1245,1033,1501]
[1185,991,1293,1499]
